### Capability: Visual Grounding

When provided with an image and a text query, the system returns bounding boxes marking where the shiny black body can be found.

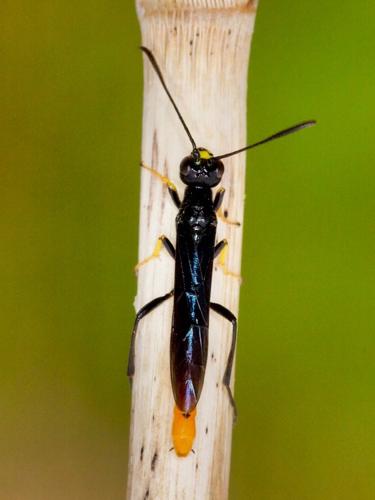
[127,46,315,424]
[128,164,238,419]
[127,158,238,417]
[171,186,216,414]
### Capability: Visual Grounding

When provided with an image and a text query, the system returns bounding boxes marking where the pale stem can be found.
[127,1,258,498]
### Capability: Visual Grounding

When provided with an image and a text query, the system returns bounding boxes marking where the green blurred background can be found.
[1,1,374,499]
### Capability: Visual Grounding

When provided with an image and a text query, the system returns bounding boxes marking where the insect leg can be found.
[210,302,238,421]
[167,187,181,209]
[214,240,242,280]
[214,188,240,226]
[213,188,225,211]
[134,235,175,273]
[127,289,174,380]
[214,239,226,258]
[216,207,241,226]
[141,161,181,208]
[160,236,175,259]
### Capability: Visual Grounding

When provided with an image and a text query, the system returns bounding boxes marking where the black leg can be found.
[213,240,241,280]
[134,235,175,273]
[214,188,241,226]
[140,161,181,208]
[127,290,174,380]
[161,235,176,259]
[168,186,181,209]
[214,239,227,258]
[210,301,238,421]
[213,188,225,211]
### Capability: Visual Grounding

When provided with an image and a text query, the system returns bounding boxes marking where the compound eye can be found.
[217,160,224,178]
[207,159,222,175]
[180,156,194,177]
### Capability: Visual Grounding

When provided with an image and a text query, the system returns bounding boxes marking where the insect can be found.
[128,46,316,457]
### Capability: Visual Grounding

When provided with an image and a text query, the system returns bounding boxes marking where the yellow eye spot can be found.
[199,149,213,160]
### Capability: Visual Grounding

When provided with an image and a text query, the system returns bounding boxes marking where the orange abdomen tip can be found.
[172,406,197,457]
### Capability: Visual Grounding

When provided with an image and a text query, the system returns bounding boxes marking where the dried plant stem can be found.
[127,1,258,498]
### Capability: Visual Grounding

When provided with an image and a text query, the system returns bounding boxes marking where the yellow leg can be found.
[134,236,165,274]
[216,240,242,281]
[217,207,241,227]
[141,162,178,192]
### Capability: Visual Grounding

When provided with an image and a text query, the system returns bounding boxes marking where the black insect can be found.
[128,46,315,456]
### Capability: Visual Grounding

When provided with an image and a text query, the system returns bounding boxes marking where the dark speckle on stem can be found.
[224,209,228,218]
[144,489,150,499]
[140,445,144,462]
[205,426,208,435]
[151,452,158,471]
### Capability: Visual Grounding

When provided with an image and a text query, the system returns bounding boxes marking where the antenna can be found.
[213,120,316,160]
[140,47,197,151]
